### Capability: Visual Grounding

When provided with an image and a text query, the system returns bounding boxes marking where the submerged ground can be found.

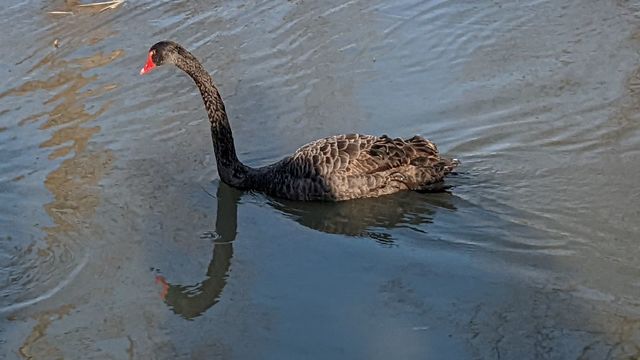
[1,0,639,358]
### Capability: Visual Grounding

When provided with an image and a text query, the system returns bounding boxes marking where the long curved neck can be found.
[174,52,249,187]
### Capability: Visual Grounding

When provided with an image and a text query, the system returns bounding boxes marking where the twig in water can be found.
[47,0,124,15]
[199,185,217,199]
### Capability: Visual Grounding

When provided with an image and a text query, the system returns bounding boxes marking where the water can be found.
[1,0,640,358]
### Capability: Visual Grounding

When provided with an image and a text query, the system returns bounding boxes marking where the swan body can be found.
[141,41,458,201]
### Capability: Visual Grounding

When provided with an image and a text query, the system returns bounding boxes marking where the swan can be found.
[140,41,458,201]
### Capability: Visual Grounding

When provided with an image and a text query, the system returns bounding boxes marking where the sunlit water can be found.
[1,0,640,358]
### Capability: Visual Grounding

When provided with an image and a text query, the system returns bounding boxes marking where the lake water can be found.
[1,0,639,358]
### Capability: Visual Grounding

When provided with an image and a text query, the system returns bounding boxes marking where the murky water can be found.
[1,0,640,358]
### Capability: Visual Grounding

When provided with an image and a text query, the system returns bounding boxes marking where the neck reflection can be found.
[155,182,241,320]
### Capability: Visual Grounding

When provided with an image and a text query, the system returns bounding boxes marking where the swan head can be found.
[140,41,184,75]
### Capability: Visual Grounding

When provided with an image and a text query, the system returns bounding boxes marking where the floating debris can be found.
[53,39,60,48]
[47,0,124,15]
[412,326,430,331]
[77,0,125,11]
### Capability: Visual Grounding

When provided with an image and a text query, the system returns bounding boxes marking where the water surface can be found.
[1,0,640,358]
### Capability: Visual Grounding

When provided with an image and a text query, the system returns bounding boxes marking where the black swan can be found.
[140,41,458,201]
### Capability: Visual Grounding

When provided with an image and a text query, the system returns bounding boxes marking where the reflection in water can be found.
[1,8,122,357]
[0,22,121,246]
[156,183,455,320]
[1,0,639,357]
[156,183,240,320]
[268,191,455,245]
[17,303,75,359]
[1,26,120,304]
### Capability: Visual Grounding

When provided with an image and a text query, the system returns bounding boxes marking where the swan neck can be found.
[175,53,249,186]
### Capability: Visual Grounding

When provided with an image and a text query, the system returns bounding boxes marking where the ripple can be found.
[2,0,640,357]
[0,2,119,313]
[0,251,88,314]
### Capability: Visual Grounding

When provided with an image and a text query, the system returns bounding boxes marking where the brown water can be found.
[1,0,640,358]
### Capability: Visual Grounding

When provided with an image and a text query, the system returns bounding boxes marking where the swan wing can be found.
[289,133,444,177]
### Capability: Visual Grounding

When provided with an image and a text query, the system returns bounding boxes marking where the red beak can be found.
[155,275,169,300]
[140,52,156,75]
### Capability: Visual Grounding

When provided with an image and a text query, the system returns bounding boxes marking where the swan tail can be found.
[443,157,460,175]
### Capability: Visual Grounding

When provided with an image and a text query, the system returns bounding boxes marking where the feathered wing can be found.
[271,133,457,200]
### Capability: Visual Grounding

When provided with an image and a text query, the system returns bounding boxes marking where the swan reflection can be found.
[156,182,455,319]
[155,183,241,320]
[267,189,456,245]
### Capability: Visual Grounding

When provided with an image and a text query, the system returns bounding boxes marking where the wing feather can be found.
[289,133,443,178]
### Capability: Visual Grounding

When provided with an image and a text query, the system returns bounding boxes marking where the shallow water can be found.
[1,0,640,358]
